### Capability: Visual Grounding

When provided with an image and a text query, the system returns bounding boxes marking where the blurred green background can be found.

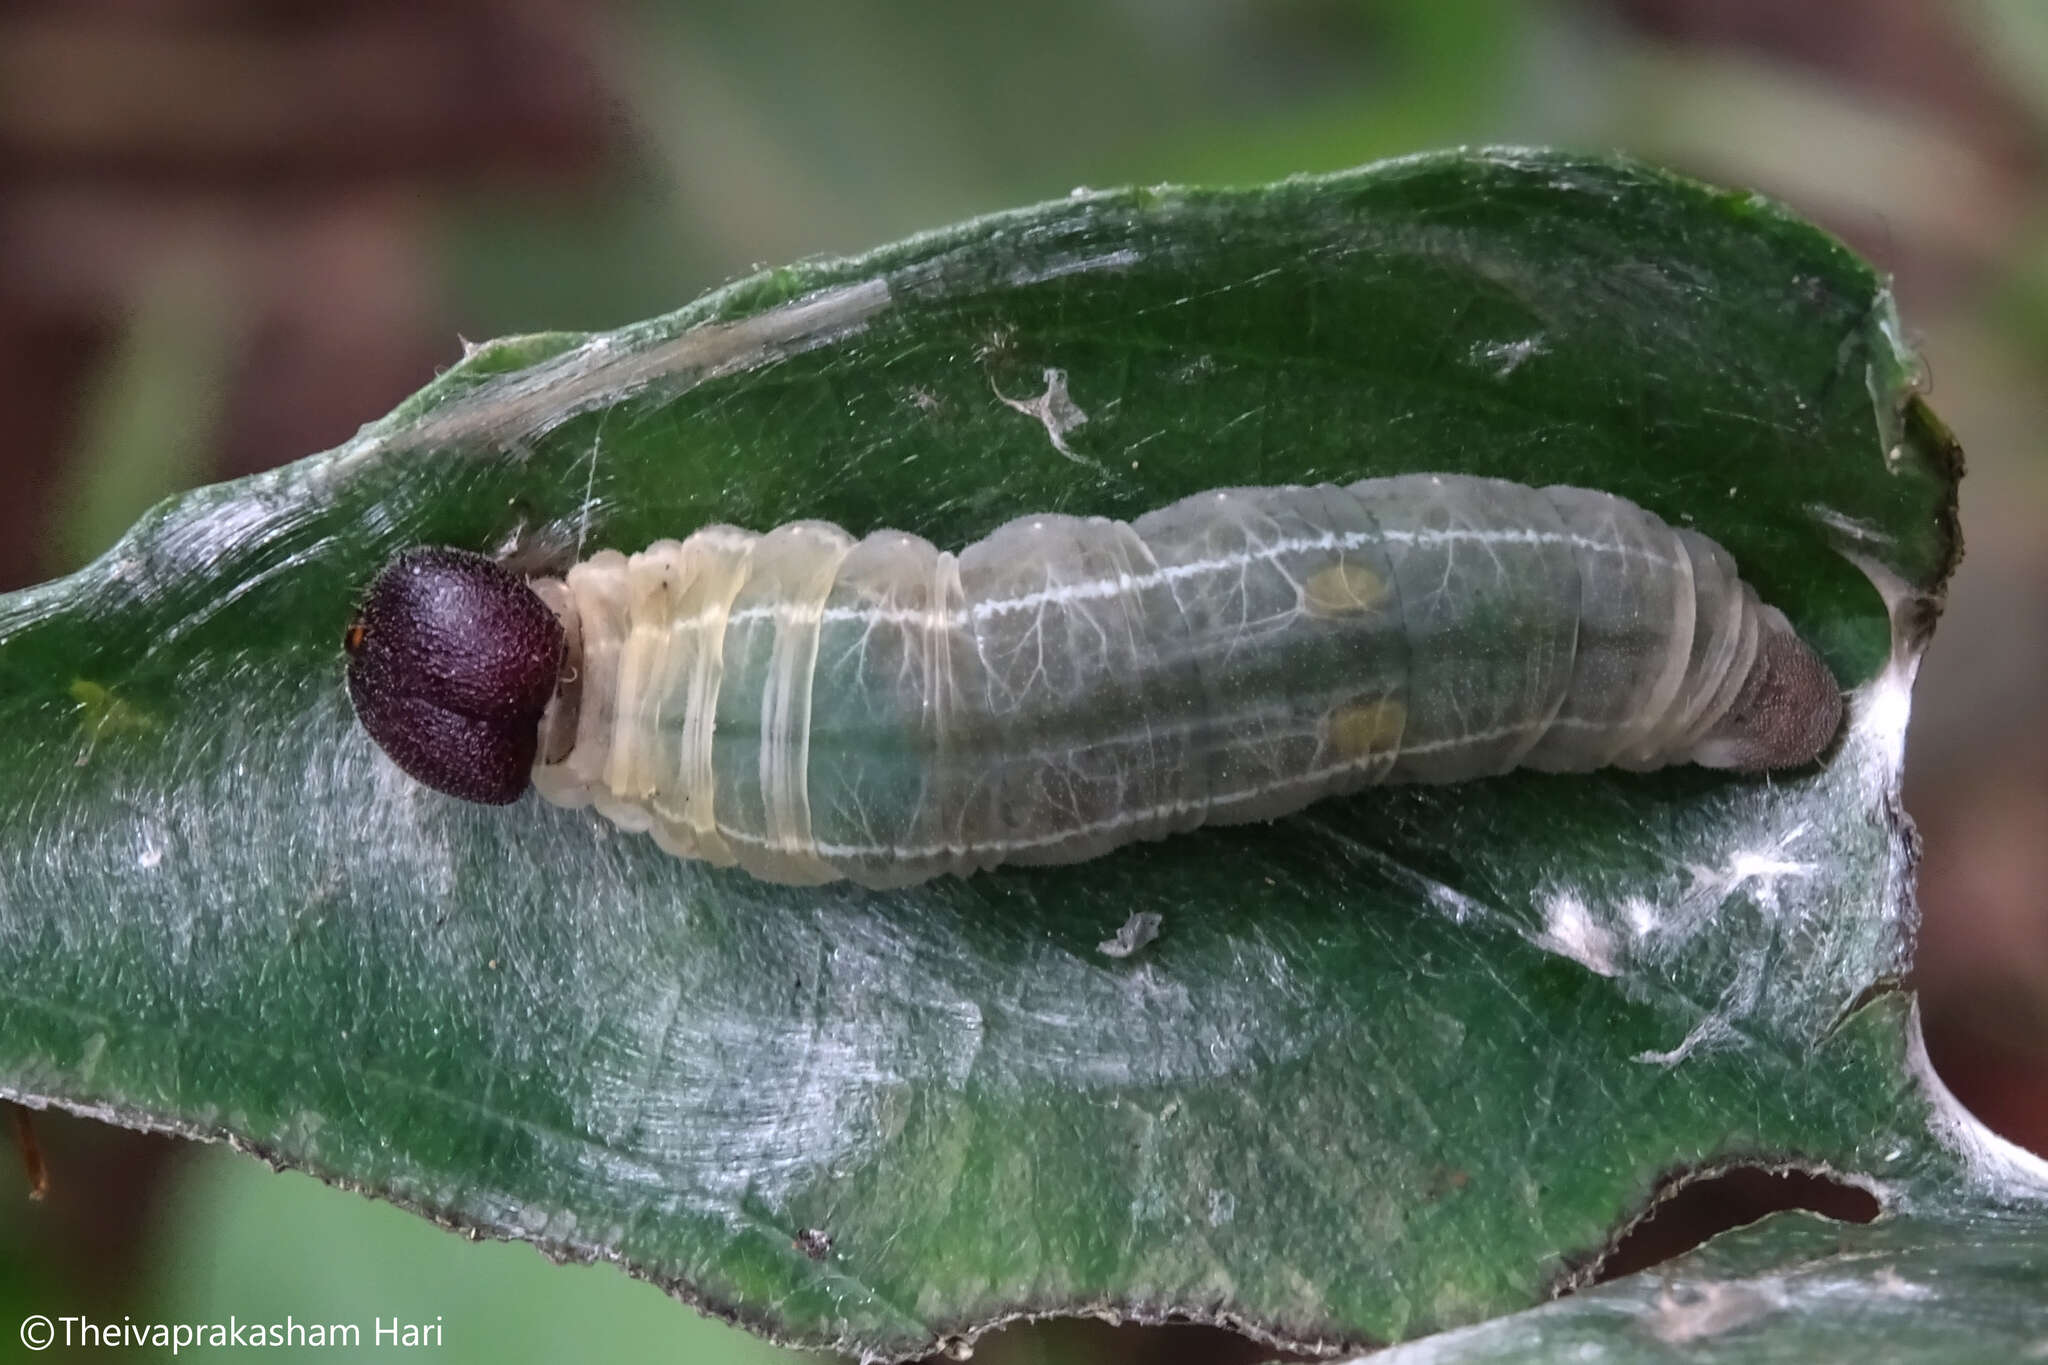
[4,2,2045,1361]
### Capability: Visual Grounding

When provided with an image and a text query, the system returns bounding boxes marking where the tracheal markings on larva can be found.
[527,474,1837,888]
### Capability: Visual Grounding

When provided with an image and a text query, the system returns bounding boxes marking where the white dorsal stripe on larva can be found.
[712,524,1674,630]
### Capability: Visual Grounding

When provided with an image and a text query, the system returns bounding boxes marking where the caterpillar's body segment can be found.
[345,475,1843,888]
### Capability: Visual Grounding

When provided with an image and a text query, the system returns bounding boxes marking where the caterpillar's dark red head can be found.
[344,547,564,805]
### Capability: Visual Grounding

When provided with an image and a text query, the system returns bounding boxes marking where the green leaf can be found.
[0,150,2002,1360]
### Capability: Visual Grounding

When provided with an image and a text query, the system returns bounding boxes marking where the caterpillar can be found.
[344,474,1842,889]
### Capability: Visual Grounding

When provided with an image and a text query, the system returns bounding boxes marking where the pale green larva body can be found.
[521,474,1839,889]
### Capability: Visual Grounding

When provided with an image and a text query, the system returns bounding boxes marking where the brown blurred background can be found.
[2,2,2044,1361]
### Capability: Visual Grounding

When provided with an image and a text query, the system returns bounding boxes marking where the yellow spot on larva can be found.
[1303,561,1388,616]
[1328,699,1406,760]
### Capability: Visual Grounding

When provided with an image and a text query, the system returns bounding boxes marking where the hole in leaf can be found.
[910,1316,1327,1364]
[1584,1164,1880,1286]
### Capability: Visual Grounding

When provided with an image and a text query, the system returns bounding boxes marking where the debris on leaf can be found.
[1098,911,1164,959]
